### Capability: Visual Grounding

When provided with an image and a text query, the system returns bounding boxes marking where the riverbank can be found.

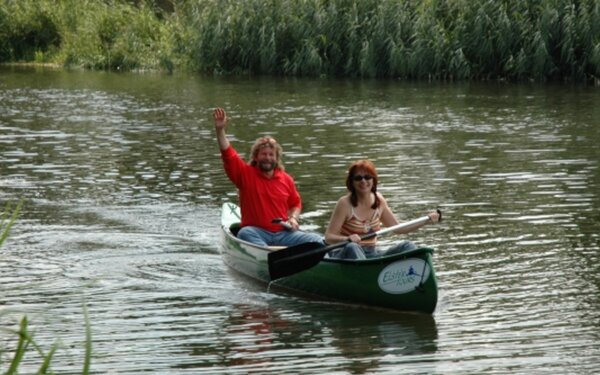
[1,0,599,83]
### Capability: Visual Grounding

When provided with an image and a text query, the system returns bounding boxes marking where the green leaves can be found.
[1,304,92,375]
[183,0,599,81]
[0,200,22,248]
[1,0,598,82]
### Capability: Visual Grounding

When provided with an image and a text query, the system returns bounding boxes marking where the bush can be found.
[0,1,60,62]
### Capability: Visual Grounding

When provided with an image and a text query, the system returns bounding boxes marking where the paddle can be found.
[268,210,442,280]
[272,218,293,230]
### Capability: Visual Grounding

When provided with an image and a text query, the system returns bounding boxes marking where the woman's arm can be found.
[379,193,439,234]
[324,197,352,244]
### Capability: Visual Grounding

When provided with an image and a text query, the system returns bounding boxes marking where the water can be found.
[1,67,599,374]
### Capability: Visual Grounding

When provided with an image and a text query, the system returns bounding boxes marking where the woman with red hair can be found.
[324,160,440,259]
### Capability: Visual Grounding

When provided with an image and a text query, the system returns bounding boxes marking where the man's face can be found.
[255,147,277,172]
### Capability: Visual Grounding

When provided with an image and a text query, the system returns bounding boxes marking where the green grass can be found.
[0,200,22,248]
[0,0,599,81]
[1,201,92,374]
[1,306,92,375]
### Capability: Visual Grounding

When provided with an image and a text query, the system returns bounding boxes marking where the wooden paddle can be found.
[268,210,441,280]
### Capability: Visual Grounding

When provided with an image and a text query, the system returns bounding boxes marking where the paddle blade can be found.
[268,241,330,280]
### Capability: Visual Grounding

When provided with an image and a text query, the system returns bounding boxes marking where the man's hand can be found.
[214,107,230,151]
[213,107,227,130]
[287,217,300,231]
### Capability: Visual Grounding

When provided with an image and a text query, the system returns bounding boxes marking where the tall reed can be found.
[1,0,599,81]
[182,0,599,82]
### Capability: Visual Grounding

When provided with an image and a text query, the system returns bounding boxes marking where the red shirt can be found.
[221,145,302,232]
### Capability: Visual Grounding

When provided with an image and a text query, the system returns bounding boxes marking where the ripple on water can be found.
[2,77,600,373]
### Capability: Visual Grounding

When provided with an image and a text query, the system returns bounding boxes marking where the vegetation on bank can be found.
[0,0,599,82]
[1,201,92,374]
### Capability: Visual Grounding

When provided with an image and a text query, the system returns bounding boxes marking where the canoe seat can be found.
[229,223,241,237]
[268,246,286,251]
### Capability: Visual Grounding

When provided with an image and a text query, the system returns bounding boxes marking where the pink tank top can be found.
[340,206,381,246]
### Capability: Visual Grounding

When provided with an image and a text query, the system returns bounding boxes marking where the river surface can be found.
[1,67,599,374]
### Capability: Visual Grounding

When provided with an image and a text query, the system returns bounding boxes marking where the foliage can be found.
[181,0,600,82]
[0,0,598,81]
[0,200,22,248]
[0,305,92,375]
[54,0,177,71]
[0,0,60,62]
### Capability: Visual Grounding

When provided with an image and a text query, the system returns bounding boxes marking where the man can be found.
[213,107,323,247]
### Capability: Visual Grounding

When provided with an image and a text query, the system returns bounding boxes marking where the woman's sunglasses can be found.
[352,174,373,182]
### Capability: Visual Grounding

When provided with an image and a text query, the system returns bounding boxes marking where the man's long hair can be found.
[249,136,284,171]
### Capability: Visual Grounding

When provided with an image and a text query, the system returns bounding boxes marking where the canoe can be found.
[219,202,439,314]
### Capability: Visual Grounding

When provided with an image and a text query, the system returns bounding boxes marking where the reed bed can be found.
[1,0,599,78]
[185,0,600,82]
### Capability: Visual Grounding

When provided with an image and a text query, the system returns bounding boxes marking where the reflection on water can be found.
[179,300,438,374]
[1,67,600,373]
[183,271,439,374]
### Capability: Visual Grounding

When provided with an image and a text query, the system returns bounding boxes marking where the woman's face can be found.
[351,168,374,193]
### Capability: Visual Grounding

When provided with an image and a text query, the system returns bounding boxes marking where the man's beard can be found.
[258,161,276,172]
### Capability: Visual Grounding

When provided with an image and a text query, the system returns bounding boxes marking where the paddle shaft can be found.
[278,214,434,263]
[268,209,441,280]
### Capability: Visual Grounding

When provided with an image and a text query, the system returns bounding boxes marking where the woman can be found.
[324,160,440,259]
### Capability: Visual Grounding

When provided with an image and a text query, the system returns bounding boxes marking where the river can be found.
[1,67,599,374]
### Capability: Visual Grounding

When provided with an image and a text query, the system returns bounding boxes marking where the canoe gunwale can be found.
[223,222,434,265]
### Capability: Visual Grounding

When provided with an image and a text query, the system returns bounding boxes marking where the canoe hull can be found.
[220,203,438,314]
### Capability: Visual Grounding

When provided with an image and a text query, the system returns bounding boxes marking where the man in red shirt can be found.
[214,107,323,247]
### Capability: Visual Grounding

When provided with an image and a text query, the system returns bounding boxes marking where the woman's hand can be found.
[428,210,441,223]
[348,233,361,243]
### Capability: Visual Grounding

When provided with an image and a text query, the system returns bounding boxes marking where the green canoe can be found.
[219,202,439,314]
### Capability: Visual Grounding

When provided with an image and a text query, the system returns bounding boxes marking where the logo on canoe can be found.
[377,259,430,294]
